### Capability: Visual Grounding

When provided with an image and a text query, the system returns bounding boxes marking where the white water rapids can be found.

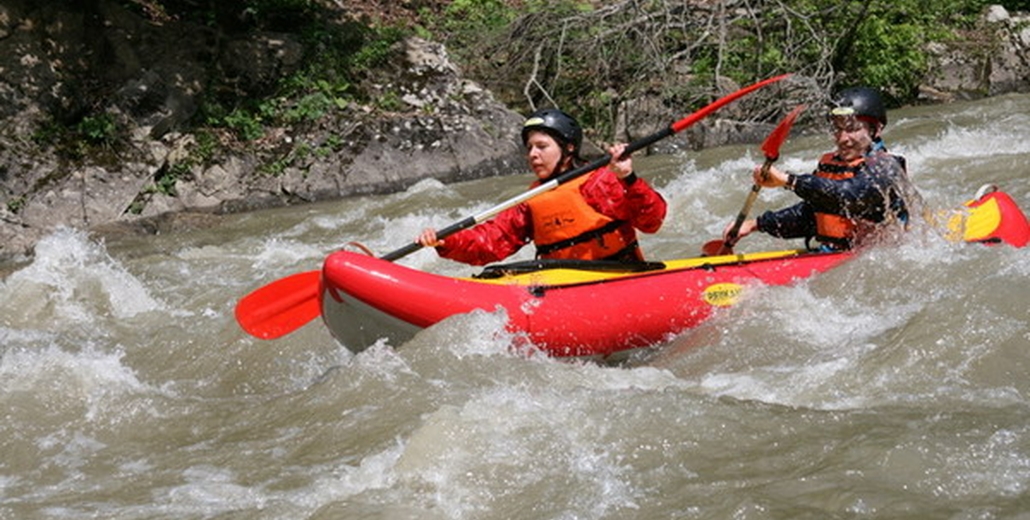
[1,94,1029,519]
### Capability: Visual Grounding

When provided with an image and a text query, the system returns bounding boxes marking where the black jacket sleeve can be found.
[757,201,816,239]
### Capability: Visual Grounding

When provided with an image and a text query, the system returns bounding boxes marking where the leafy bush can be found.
[76,113,118,146]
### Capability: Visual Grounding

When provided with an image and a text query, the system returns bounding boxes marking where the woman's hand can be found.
[608,143,633,179]
[417,228,444,248]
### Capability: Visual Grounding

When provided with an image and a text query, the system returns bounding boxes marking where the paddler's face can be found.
[525,130,571,179]
[830,115,874,161]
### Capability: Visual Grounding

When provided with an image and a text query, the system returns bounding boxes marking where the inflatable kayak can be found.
[319,185,1029,360]
[321,248,852,360]
[945,184,1029,247]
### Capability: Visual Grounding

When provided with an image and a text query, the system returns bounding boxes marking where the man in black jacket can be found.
[723,87,922,251]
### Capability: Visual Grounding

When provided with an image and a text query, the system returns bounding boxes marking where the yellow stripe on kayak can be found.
[464,249,808,286]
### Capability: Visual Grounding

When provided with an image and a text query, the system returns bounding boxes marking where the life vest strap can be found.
[598,240,642,262]
[535,219,627,257]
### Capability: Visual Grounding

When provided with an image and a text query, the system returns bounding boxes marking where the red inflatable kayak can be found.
[318,185,1030,360]
[321,248,852,360]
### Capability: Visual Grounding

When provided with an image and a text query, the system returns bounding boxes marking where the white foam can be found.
[1,343,156,422]
[394,385,641,517]
[1,228,163,324]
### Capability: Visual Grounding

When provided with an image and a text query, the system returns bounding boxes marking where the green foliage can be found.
[317,134,342,157]
[374,91,405,113]
[155,164,184,196]
[425,0,518,51]
[348,25,405,69]
[842,17,930,98]
[76,113,118,146]
[221,107,266,141]
[6,196,25,214]
[284,93,331,122]
[126,130,220,213]
[125,166,181,215]
[193,130,219,162]
[30,120,65,148]
[1003,0,1030,9]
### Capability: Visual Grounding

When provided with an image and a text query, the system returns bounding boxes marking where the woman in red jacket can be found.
[417,109,667,265]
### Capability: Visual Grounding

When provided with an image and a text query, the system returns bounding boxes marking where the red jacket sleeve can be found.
[435,203,533,265]
[581,168,667,233]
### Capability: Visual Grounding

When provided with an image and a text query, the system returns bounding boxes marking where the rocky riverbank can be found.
[1,1,1028,262]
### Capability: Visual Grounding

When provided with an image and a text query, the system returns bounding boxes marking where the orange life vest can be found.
[526,175,641,261]
[813,152,865,246]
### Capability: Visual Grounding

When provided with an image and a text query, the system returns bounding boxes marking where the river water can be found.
[2,94,1029,519]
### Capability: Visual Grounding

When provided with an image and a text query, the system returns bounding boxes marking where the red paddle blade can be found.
[671,74,792,133]
[235,270,321,339]
[701,239,733,257]
[761,104,806,161]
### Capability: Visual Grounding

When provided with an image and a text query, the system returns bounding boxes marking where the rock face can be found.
[919,5,1030,102]
[0,1,525,261]
[0,1,1028,261]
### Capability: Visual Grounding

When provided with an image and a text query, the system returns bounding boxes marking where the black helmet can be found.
[829,87,887,127]
[521,108,583,154]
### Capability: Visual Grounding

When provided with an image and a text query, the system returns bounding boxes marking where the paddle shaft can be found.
[722,159,774,249]
[380,73,791,262]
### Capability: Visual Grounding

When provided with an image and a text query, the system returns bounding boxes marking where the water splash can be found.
[0,228,163,329]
